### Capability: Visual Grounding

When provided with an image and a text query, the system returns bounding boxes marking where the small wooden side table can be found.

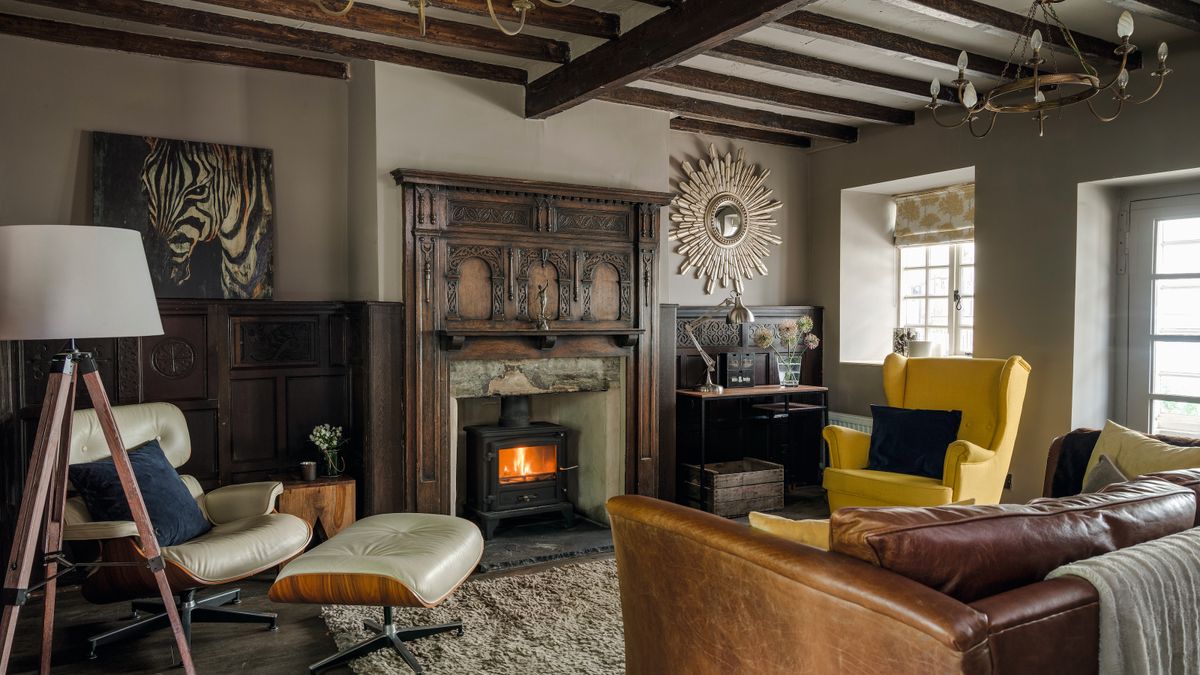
[278,476,356,542]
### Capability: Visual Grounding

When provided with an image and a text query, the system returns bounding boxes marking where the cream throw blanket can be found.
[1047,527,1200,675]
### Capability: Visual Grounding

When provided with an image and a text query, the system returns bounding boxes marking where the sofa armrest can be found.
[823,426,871,470]
[203,481,283,525]
[969,578,1099,675]
[942,440,999,502]
[608,495,990,675]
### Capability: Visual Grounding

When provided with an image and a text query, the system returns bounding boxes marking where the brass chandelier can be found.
[312,0,576,36]
[927,1,1173,138]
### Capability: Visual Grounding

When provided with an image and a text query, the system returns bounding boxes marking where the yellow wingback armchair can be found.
[822,353,1031,511]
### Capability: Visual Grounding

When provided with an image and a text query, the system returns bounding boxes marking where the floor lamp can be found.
[0,225,196,674]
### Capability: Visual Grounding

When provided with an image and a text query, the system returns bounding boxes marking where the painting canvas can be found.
[92,131,275,299]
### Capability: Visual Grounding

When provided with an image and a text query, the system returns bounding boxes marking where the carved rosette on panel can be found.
[676,320,741,348]
[580,251,632,322]
[445,244,505,320]
[515,248,572,321]
[150,338,195,379]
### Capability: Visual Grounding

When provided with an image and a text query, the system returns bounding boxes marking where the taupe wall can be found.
[807,43,1200,502]
[0,35,350,300]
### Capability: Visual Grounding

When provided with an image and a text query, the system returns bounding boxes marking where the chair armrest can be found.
[203,481,284,525]
[823,426,871,470]
[942,440,998,501]
[63,521,140,541]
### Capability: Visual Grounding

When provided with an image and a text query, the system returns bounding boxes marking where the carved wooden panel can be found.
[230,378,277,464]
[447,199,531,231]
[516,248,572,321]
[556,208,627,236]
[580,251,632,322]
[144,315,208,401]
[233,317,319,367]
[445,244,505,321]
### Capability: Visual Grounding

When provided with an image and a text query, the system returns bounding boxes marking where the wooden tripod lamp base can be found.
[0,225,195,674]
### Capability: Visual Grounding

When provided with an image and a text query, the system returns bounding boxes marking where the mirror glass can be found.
[711,201,743,239]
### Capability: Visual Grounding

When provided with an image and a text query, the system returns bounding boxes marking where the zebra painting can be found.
[92,131,275,299]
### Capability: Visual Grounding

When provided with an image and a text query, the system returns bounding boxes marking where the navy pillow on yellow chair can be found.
[867,405,963,479]
[69,439,211,546]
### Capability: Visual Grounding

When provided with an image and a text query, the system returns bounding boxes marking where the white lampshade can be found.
[0,225,164,340]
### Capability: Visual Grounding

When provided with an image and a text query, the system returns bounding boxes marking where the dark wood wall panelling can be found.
[0,300,404,557]
[659,304,824,500]
[394,169,673,514]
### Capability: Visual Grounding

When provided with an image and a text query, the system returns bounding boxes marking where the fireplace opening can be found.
[465,396,575,539]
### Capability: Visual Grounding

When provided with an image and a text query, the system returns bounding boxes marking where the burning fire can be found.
[498,444,557,484]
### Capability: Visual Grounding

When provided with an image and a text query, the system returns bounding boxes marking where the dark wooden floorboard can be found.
[9,575,345,674]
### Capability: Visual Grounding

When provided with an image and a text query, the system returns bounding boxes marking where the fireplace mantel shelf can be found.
[438,327,644,351]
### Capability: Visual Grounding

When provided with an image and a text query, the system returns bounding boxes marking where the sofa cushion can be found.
[68,440,210,547]
[830,479,1196,603]
[1085,420,1200,485]
[1081,454,1128,494]
[867,405,962,478]
[1139,469,1200,526]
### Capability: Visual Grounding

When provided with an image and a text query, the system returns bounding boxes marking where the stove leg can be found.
[560,503,575,529]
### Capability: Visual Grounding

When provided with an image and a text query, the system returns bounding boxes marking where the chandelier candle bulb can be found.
[962,82,978,108]
[1030,29,1043,54]
[930,79,941,97]
[1117,11,1134,39]
[1117,68,1130,90]
[957,51,969,75]
[1159,42,1169,62]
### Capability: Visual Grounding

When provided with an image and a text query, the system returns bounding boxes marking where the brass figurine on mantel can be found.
[533,283,551,331]
[670,144,783,294]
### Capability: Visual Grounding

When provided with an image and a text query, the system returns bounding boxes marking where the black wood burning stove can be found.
[465,396,575,539]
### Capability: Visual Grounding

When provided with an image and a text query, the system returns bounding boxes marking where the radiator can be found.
[827,412,873,434]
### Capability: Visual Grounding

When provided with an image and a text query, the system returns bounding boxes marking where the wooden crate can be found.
[682,458,784,517]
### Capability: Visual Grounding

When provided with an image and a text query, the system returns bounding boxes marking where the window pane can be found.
[927,328,950,355]
[1151,399,1200,438]
[928,267,950,296]
[959,265,975,295]
[910,326,926,340]
[928,299,949,326]
[1156,218,1200,275]
[958,242,975,265]
[1153,341,1200,398]
[902,298,926,327]
[1155,278,1200,336]
[959,328,974,355]
[900,246,926,268]
[901,269,927,297]
[928,245,950,266]
[959,297,975,326]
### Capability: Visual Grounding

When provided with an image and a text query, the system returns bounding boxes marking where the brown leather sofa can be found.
[608,471,1200,675]
[1043,427,1200,497]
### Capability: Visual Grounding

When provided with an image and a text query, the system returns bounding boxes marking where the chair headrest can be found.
[70,402,191,468]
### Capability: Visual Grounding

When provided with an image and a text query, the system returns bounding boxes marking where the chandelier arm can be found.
[967,111,999,139]
[1095,51,1133,91]
[314,0,355,16]
[487,0,529,36]
[1131,75,1167,105]
[1086,96,1125,123]
[929,104,972,129]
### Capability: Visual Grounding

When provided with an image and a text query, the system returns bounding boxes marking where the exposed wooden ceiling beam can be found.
[421,0,619,39]
[0,12,348,78]
[598,87,858,143]
[774,12,1016,79]
[646,65,914,125]
[879,0,1141,68]
[711,40,957,104]
[670,117,812,148]
[192,0,569,63]
[1103,0,1200,32]
[25,0,525,85]
[526,0,821,119]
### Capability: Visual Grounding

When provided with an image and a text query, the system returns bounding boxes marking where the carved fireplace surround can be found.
[393,169,673,515]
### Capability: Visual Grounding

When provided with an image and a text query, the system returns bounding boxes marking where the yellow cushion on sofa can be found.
[748,512,831,550]
[1085,420,1200,484]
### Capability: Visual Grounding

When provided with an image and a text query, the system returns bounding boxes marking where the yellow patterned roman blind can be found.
[893,183,975,247]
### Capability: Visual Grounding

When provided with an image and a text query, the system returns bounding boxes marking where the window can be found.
[1128,195,1200,437]
[898,242,975,356]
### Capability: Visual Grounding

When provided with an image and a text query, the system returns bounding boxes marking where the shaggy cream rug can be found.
[321,558,623,674]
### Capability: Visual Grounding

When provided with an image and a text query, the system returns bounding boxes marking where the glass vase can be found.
[776,355,803,387]
[322,452,345,478]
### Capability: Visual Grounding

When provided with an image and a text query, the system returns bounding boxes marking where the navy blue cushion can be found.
[69,440,211,546]
[867,405,963,479]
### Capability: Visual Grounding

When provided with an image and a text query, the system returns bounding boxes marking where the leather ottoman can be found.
[268,513,484,674]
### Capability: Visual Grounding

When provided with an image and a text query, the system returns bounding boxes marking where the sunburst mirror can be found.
[670,144,783,294]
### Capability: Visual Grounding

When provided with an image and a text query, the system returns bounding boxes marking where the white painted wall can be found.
[0,35,350,300]
[807,43,1200,503]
